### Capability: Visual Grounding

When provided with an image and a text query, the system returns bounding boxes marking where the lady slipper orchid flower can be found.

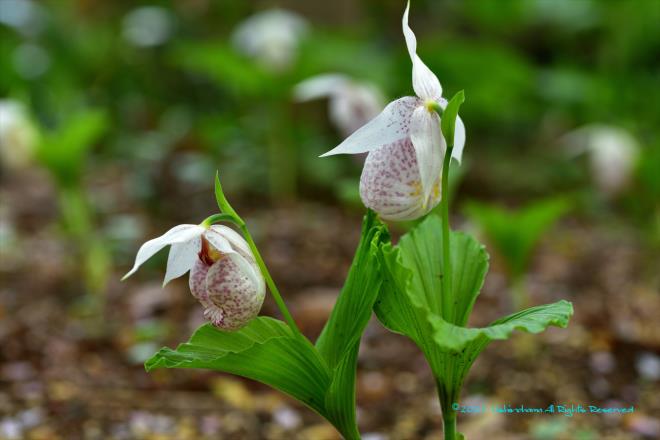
[321,2,466,221]
[562,124,640,197]
[294,73,385,137]
[232,9,308,72]
[0,99,38,170]
[123,224,265,331]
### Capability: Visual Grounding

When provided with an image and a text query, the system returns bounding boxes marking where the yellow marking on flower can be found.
[409,180,422,197]
[424,99,437,113]
[208,248,224,262]
[432,181,441,199]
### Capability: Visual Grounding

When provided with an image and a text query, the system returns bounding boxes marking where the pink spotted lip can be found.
[189,239,265,331]
[360,137,442,221]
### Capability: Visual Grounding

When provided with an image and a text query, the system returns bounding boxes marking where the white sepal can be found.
[320,96,418,157]
[163,236,202,286]
[402,2,442,100]
[122,224,204,280]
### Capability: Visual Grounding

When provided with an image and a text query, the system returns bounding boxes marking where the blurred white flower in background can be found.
[563,124,640,197]
[232,9,308,72]
[0,0,46,36]
[0,99,38,169]
[122,6,174,48]
[294,74,385,137]
[636,352,660,381]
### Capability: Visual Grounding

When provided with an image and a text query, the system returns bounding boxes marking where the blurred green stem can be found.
[267,100,296,200]
[511,276,529,311]
[59,187,110,298]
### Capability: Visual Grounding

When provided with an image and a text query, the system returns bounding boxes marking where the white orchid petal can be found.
[209,225,252,257]
[320,96,419,156]
[293,74,349,101]
[122,224,204,280]
[410,107,444,203]
[451,115,466,163]
[402,2,442,100]
[204,229,235,255]
[163,236,201,286]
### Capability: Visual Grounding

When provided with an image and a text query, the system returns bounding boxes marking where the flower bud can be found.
[359,138,442,221]
[189,232,265,331]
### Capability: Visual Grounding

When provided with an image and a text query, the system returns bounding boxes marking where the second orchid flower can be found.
[322,2,465,221]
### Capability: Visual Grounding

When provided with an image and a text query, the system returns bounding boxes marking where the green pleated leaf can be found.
[316,210,388,365]
[145,211,388,440]
[145,317,331,415]
[374,214,573,409]
[316,210,389,440]
[388,214,489,326]
[428,300,574,352]
[324,346,360,440]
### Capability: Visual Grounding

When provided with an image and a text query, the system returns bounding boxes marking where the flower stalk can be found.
[239,223,303,337]
[213,172,303,338]
[436,105,454,324]
[432,91,464,439]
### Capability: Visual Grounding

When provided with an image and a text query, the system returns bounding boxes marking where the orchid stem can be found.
[429,102,454,320]
[443,411,457,440]
[440,141,454,323]
[434,106,459,439]
[213,174,303,337]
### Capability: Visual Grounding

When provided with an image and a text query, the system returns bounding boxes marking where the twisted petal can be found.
[293,73,348,101]
[122,224,205,280]
[452,115,466,163]
[402,2,442,100]
[410,106,445,203]
[320,96,419,156]
[164,236,202,286]
[359,138,441,221]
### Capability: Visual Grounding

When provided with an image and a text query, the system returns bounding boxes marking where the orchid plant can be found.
[124,3,573,439]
